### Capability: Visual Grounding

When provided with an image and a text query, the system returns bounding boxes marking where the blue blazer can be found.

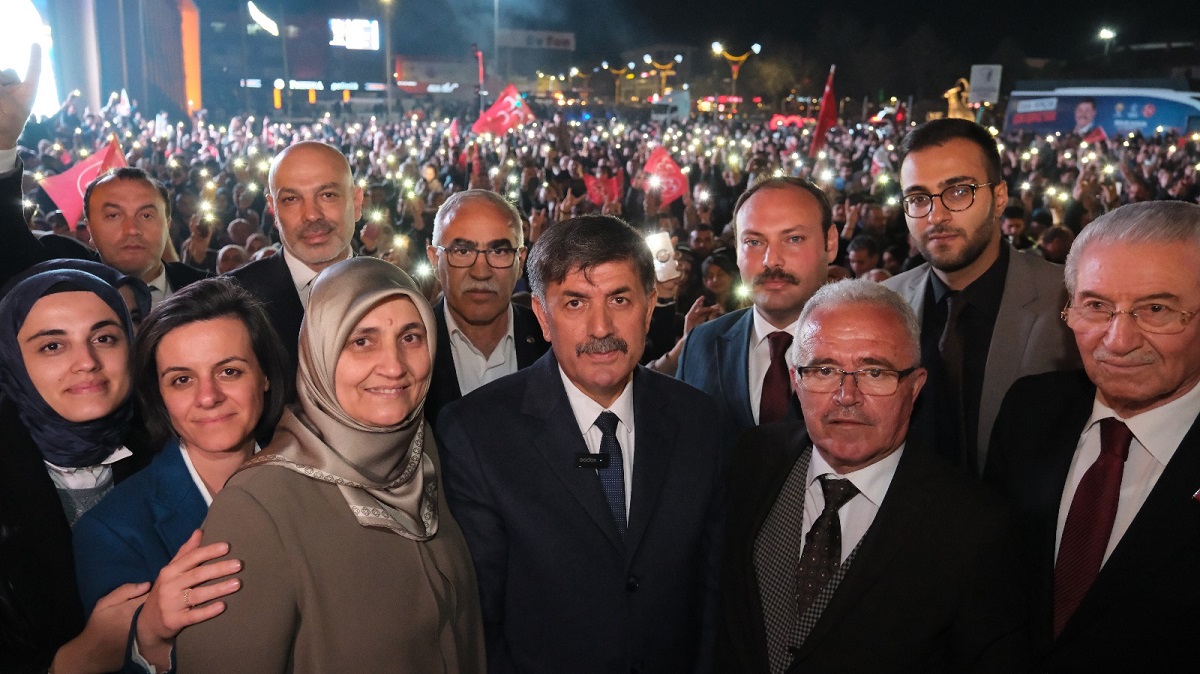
[676,307,801,440]
[73,442,207,615]
[437,352,727,673]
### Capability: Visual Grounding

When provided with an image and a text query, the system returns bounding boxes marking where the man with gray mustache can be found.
[985,201,1200,670]
[424,190,549,424]
[436,215,726,672]
[884,119,1077,475]
[718,279,1028,671]
[678,177,840,439]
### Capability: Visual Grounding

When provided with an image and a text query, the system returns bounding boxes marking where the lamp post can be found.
[712,41,760,114]
[1098,27,1116,56]
[643,53,683,97]
[602,60,630,102]
[248,2,289,117]
[381,0,394,119]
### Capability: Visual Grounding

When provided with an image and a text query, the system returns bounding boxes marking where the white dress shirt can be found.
[445,304,517,395]
[281,248,323,309]
[146,265,172,308]
[180,442,262,507]
[1055,381,1200,565]
[802,445,904,563]
[748,308,800,424]
[0,147,18,173]
[44,446,133,490]
[560,369,636,515]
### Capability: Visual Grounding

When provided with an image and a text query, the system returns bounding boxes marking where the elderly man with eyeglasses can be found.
[985,201,1200,671]
[424,189,549,424]
[884,118,1079,475]
[716,279,1029,673]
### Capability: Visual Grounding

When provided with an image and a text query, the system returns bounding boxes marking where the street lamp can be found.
[1098,27,1116,55]
[712,41,761,114]
[642,53,682,97]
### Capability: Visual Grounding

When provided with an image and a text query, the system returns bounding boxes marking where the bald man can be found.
[228,141,364,374]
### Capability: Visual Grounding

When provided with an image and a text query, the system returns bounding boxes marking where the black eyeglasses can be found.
[900,182,996,218]
[434,245,523,269]
[796,366,920,396]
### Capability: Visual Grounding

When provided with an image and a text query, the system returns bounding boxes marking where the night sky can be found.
[200,0,1196,70]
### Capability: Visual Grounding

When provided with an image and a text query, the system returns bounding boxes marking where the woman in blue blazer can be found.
[74,277,290,671]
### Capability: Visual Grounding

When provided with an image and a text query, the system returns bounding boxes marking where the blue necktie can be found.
[594,411,627,538]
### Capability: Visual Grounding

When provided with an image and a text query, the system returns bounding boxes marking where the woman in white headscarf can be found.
[176,257,483,673]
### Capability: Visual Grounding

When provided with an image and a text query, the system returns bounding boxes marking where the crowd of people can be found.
[4,42,1200,673]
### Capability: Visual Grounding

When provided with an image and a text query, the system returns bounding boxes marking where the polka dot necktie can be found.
[594,411,627,539]
[794,475,859,618]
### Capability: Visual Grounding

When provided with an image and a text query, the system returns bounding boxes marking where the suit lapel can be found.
[718,310,755,430]
[150,444,209,555]
[978,248,1039,461]
[521,354,625,551]
[513,304,548,368]
[1059,411,1200,641]
[625,368,676,557]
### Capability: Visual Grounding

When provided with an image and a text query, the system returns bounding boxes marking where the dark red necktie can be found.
[1053,417,1133,637]
[759,331,793,425]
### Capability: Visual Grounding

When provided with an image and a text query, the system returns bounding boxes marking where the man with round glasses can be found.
[424,189,549,423]
[717,279,1027,671]
[884,118,1077,475]
[984,201,1200,669]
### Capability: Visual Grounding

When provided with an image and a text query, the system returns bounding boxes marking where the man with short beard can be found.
[885,119,1078,475]
[678,178,839,438]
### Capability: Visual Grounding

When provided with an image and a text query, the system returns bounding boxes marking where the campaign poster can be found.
[1005,93,1200,139]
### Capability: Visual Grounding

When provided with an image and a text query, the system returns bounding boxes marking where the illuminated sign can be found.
[330,81,360,91]
[288,80,324,90]
[240,78,263,88]
[329,19,379,51]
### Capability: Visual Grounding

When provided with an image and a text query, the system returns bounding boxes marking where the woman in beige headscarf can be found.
[176,257,483,673]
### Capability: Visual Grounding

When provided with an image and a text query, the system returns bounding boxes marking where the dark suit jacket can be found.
[425,299,550,426]
[717,423,1029,673]
[676,307,801,439]
[73,441,207,615]
[985,370,1200,670]
[0,400,147,673]
[436,352,726,673]
[228,253,304,375]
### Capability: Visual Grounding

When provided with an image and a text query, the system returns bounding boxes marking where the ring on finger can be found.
[183,587,192,610]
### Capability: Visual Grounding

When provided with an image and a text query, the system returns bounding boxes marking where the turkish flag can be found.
[447,117,460,141]
[583,174,621,205]
[39,136,128,230]
[471,84,535,136]
[809,65,837,158]
[641,147,687,206]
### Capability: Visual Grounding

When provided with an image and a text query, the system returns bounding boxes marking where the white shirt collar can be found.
[751,307,800,348]
[808,442,904,509]
[44,446,133,490]
[146,265,170,306]
[179,442,262,507]
[1086,380,1200,468]
[559,366,636,434]
[282,247,323,300]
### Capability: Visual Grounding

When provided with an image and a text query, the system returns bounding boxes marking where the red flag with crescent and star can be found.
[38,136,128,230]
[641,146,687,205]
[809,65,838,158]
[471,84,535,136]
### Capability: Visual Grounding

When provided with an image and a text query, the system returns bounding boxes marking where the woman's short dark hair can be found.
[133,277,291,449]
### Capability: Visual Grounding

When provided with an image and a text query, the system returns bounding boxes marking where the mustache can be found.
[922,225,965,239]
[297,220,336,237]
[752,267,800,286]
[576,336,628,356]
[822,408,873,425]
[1093,349,1157,366]
[461,281,499,293]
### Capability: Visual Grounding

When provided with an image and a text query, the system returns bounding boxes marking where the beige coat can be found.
[176,452,484,674]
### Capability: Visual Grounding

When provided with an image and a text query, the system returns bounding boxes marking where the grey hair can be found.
[431,189,524,248]
[788,278,921,368]
[1065,201,1200,296]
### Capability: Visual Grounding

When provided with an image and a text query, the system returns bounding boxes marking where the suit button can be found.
[626,576,639,591]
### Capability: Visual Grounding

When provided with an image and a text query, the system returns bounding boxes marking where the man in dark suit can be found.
[718,279,1027,673]
[437,215,726,673]
[985,201,1200,669]
[424,190,548,423]
[885,118,1077,474]
[228,141,362,372]
[677,177,839,438]
[0,50,208,298]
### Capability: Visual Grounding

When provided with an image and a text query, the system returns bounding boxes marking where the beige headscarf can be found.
[240,257,439,539]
